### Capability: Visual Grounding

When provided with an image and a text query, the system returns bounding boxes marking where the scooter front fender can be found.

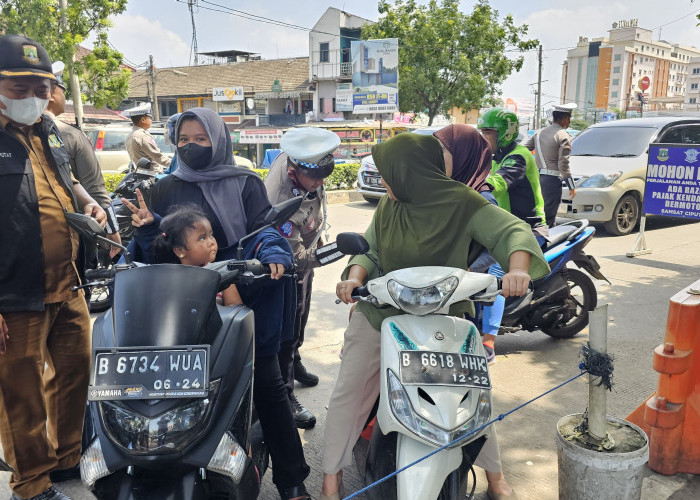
[395,433,462,500]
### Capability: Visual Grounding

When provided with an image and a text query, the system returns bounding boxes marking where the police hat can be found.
[123,102,153,119]
[0,35,57,81]
[52,61,66,90]
[552,103,577,115]
[281,127,340,179]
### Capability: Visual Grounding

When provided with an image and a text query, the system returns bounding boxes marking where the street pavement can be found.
[2,202,699,499]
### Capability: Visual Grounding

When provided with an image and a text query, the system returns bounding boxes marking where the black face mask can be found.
[178,143,212,170]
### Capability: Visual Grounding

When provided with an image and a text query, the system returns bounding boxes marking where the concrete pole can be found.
[58,0,84,129]
[149,55,160,121]
[536,45,543,129]
[588,304,609,440]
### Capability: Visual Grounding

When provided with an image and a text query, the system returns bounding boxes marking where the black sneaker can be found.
[11,486,72,500]
[289,393,316,429]
[483,343,496,365]
[293,359,319,387]
[49,464,80,483]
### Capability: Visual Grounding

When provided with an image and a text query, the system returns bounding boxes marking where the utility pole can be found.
[58,0,84,129]
[149,55,160,121]
[536,44,543,129]
[188,0,198,66]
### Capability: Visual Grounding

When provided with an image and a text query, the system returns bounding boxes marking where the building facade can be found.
[561,20,700,119]
[686,57,700,111]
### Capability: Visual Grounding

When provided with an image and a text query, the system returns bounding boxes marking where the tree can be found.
[362,0,538,125]
[568,119,589,131]
[0,0,130,108]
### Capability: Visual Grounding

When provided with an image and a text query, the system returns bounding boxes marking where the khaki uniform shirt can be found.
[264,153,325,270]
[46,111,111,207]
[125,126,171,169]
[523,123,572,179]
[0,115,80,303]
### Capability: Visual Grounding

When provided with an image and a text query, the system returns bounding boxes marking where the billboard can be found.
[212,87,244,101]
[351,38,399,114]
[643,144,700,220]
[336,83,353,112]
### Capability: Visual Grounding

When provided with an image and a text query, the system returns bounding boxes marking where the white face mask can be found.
[0,94,49,126]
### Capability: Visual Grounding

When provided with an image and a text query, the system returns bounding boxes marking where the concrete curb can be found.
[326,190,367,204]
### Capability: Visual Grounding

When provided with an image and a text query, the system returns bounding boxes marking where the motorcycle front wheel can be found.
[542,268,597,339]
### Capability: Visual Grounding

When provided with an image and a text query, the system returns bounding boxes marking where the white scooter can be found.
[334,233,501,500]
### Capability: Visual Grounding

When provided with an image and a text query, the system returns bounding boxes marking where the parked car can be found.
[558,117,700,235]
[85,123,253,173]
[85,124,172,174]
[355,127,454,202]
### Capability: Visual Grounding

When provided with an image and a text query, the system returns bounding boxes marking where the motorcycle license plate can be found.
[398,351,491,389]
[89,346,209,401]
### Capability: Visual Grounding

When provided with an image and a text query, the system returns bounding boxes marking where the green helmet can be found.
[478,108,519,148]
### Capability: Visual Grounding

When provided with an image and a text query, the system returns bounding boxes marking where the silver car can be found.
[558,117,700,235]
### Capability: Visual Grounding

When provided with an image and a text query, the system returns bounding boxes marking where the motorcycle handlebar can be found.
[85,268,116,280]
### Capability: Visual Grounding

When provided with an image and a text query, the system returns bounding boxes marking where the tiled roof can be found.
[57,103,128,125]
[128,57,311,99]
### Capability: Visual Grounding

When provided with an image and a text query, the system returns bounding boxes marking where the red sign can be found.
[639,76,651,91]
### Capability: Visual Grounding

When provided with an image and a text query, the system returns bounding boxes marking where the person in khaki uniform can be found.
[124,103,171,172]
[265,127,340,430]
[0,35,107,500]
[522,103,577,227]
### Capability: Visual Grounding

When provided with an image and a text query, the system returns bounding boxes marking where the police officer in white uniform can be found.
[265,127,340,429]
[523,103,577,227]
[124,103,171,172]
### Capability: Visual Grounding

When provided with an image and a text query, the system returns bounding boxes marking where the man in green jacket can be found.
[478,108,548,240]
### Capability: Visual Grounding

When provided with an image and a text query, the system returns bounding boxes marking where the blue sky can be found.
[101,0,700,109]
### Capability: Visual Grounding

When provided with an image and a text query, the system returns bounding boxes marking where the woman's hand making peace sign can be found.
[122,188,155,227]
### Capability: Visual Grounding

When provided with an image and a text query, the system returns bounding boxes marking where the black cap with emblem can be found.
[0,35,57,81]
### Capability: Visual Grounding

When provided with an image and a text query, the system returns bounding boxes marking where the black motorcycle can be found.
[66,197,302,499]
[90,158,159,312]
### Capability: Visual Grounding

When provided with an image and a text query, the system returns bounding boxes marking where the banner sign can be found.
[643,144,700,220]
[336,83,353,112]
[213,87,244,101]
[238,129,284,144]
[351,38,399,114]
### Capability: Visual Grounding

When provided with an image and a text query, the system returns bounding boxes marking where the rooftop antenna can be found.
[188,0,198,66]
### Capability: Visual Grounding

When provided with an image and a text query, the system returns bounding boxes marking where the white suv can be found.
[558,117,700,235]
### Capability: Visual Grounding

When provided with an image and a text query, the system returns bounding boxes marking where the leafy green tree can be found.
[568,118,589,131]
[362,0,538,125]
[0,0,130,108]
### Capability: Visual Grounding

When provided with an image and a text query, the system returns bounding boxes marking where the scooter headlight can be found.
[100,379,219,455]
[387,276,459,316]
[80,438,110,488]
[387,370,491,448]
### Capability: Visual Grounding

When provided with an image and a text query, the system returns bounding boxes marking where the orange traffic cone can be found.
[627,278,700,475]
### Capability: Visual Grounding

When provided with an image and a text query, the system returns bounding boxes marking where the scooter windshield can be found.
[112,264,220,347]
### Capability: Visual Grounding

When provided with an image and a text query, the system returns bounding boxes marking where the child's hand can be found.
[268,263,286,280]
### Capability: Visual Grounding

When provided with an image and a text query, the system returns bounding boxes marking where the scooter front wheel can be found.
[542,269,597,339]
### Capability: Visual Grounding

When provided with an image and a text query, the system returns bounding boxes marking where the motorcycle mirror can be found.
[263,196,304,227]
[136,157,152,170]
[65,212,107,240]
[336,232,370,255]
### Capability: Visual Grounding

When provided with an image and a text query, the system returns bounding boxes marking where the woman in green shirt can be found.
[321,133,549,500]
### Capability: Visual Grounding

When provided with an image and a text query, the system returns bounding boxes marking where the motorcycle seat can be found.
[543,225,578,249]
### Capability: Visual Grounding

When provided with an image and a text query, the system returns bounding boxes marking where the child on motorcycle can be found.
[152,204,242,306]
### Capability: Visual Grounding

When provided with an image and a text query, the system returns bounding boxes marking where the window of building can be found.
[611,91,618,98]
[614,54,621,61]
[690,98,697,104]
[319,42,330,63]
[613,66,620,73]
[692,83,699,90]
[613,78,620,86]
[694,68,700,74]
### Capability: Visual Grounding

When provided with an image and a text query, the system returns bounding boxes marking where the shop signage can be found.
[213,87,244,101]
[611,19,638,29]
[350,38,399,114]
[254,91,303,99]
[239,129,284,144]
[643,144,700,220]
[336,83,353,112]
[271,79,283,92]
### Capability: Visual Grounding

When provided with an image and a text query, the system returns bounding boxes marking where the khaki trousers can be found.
[0,294,91,498]
[322,311,502,475]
